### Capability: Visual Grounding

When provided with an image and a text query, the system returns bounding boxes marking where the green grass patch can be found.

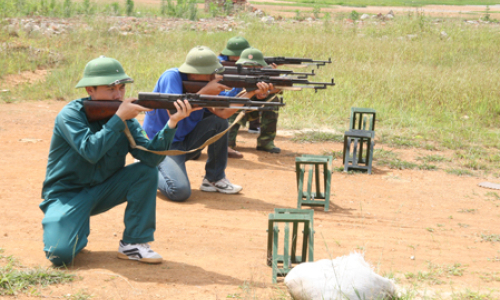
[446,169,475,176]
[0,249,75,296]
[292,131,344,142]
[376,158,435,170]
[451,289,495,300]
[485,192,500,200]
[481,234,500,242]
[416,154,451,163]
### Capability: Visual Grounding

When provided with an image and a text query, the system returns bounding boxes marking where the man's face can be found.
[228,56,240,62]
[86,84,126,101]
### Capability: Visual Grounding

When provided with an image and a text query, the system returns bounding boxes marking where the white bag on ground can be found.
[284,252,396,300]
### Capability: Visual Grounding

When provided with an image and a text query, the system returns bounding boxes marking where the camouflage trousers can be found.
[228,109,278,150]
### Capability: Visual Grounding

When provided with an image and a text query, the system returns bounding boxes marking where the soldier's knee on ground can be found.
[158,176,192,202]
[45,242,81,267]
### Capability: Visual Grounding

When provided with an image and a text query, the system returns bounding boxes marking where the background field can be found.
[1,0,500,299]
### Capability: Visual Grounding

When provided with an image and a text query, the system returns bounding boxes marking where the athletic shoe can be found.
[117,240,162,264]
[200,177,242,194]
[248,127,260,134]
[256,146,281,154]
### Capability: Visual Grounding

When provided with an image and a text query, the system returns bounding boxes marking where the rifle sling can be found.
[123,93,277,156]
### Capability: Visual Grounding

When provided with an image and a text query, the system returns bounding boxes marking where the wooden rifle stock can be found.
[83,92,285,122]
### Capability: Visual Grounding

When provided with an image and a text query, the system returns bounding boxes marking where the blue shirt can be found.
[218,55,229,62]
[42,97,176,200]
[143,68,206,143]
[218,55,243,97]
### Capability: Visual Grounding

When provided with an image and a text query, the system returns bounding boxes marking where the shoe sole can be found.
[117,252,163,264]
[200,184,242,194]
[256,147,281,154]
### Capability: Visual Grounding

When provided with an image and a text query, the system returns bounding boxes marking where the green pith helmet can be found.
[236,47,268,67]
[178,46,224,75]
[221,36,251,57]
[75,56,134,88]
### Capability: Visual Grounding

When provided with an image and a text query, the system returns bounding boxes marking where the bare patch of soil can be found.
[1,101,499,299]
[249,2,500,19]
[0,70,48,91]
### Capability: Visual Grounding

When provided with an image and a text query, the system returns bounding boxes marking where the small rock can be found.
[23,23,33,33]
[360,14,370,20]
[261,16,274,24]
[108,26,119,34]
[440,31,448,39]
[7,24,19,37]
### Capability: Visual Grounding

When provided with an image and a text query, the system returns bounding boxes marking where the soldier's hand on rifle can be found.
[197,77,230,95]
[255,82,274,100]
[116,97,152,121]
[167,99,202,129]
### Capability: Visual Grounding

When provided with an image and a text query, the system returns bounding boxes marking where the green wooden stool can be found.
[350,107,376,131]
[343,129,375,174]
[266,208,314,283]
[295,155,332,212]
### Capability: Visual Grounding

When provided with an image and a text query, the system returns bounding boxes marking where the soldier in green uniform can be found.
[40,56,198,266]
[227,47,282,153]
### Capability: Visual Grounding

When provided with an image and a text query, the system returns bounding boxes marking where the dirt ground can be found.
[1,2,500,299]
[248,2,500,19]
[1,98,499,299]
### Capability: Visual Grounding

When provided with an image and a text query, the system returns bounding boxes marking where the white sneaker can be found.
[200,177,242,194]
[117,240,162,264]
[248,127,260,134]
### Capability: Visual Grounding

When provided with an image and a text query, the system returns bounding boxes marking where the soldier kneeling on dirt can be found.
[40,56,198,266]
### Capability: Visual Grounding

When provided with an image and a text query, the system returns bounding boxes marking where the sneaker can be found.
[200,177,242,194]
[256,146,281,154]
[248,127,260,134]
[118,240,163,264]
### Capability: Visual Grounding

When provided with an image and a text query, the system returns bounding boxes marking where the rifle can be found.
[182,74,335,93]
[264,57,332,68]
[220,57,332,68]
[83,92,285,122]
[222,65,315,79]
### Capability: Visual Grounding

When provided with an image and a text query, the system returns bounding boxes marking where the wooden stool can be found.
[266,208,314,283]
[343,129,375,174]
[295,155,332,211]
[350,107,376,131]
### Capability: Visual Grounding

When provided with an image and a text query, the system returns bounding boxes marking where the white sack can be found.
[284,253,395,300]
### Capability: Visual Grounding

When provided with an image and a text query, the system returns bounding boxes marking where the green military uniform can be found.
[40,57,176,266]
[227,48,280,153]
[228,95,279,150]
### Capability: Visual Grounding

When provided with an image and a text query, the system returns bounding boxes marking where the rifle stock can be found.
[83,92,285,122]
